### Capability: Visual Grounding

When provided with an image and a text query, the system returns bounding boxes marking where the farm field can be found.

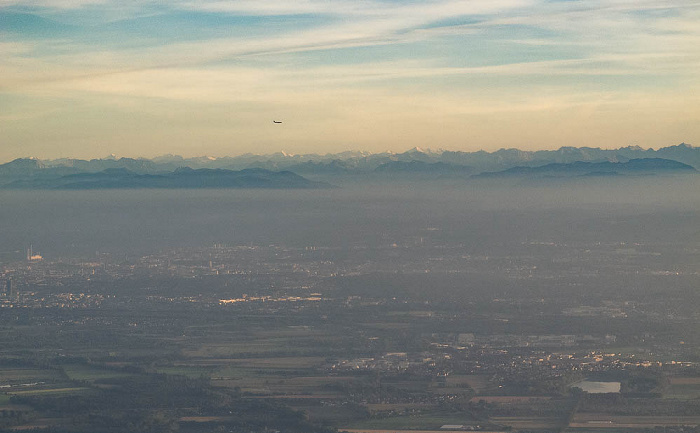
[342,430,507,433]
[469,396,553,403]
[9,387,89,396]
[0,368,62,385]
[345,415,481,430]
[446,375,490,393]
[2,417,70,431]
[669,377,700,385]
[490,416,562,430]
[61,364,133,382]
[570,413,700,428]
[153,366,214,378]
[664,376,700,399]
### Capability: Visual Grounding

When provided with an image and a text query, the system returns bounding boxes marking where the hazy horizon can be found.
[1,177,698,260]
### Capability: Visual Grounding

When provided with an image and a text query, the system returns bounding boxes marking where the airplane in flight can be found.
[273,120,282,124]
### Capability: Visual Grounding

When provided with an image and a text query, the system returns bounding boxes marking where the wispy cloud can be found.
[1,0,699,158]
[175,0,535,18]
[0,0,105,8]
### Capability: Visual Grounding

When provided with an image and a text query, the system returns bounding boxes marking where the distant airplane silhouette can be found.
[273,120,282,123]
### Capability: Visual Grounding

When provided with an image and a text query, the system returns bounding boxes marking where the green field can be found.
[664,383,700,399]
[11,387,90,396]
[0,368,61,384]
[62,365,133,382]
[212,365,262,379]
[348,413,480,430]
[154,366,214,378]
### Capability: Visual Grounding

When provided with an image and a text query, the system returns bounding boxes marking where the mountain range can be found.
[1,143,696,188]
[474,158,696,179]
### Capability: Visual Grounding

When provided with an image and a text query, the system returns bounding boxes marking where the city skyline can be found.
[2,0,699,161]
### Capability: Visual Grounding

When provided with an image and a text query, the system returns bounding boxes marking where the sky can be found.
[1,0,699,161]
